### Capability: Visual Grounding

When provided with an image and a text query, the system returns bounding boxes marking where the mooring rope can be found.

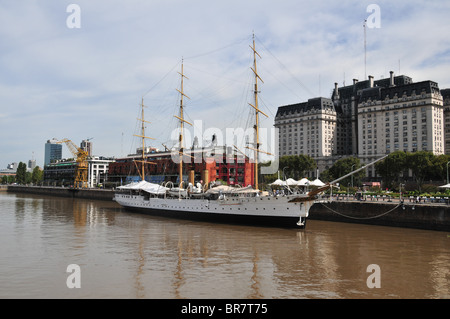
[319,202,401,220]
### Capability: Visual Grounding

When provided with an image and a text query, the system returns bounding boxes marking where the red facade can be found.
[108,152,254,187]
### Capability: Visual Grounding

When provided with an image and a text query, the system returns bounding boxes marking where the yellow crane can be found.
[57,138,89,188]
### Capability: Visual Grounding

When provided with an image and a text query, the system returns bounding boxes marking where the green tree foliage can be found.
[374,151,407,189]
[429,154,450,181]
[375,151,450,191]
[279,155,316,180]
[31,166,44,184]
[15,162,27,184]
[320,157,364,186]
[261,155,317,185]
[406,151,435,190]
[1,175,15,184]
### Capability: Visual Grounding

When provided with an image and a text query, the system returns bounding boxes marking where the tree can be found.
[319,169,334,183]
[429,154,450,182]
[15,162,27,184]
[375,151,408,189]
[326,156,364,187]
[1,175,15,184]
[279,155,316,180]
[31,166,44,184]
[406,151,435,191]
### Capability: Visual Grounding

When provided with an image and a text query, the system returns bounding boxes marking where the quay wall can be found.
[309,201,450,231]
[7,185,114,201]
[6,186,450,231]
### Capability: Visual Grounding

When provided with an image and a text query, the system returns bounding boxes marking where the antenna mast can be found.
[364,19,367,79]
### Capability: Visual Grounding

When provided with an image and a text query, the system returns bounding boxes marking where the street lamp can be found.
[447,161,450,184]
[283,166,289,181]
[351,164,356,188]
[400,183,405,203]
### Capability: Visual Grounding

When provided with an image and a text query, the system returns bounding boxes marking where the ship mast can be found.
[247,34,269,190]
[134,97,155,181]
[174,59,192,188]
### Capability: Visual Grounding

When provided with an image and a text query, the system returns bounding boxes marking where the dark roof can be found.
[358,80,440,103]
[359,87,382,103]
[333,75,414,101]
[380,80,439,100]
[276,97,334,118]
[441,88,450,99]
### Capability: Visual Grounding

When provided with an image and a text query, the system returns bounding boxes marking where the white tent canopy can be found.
[270,179,287,186]
[310,178,326,187]
[439,183,450,189]
[286,178,299,186]
[297,178,309,186]
[270,178,311,187]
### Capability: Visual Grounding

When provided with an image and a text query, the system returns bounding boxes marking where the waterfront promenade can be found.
[325,193,450,205]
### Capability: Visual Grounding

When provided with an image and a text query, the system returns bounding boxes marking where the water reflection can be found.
[1,192,449,299]
[135,227,146,299]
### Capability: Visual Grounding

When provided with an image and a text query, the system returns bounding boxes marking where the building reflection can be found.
[130,218,450,299]
[10,192,448,299]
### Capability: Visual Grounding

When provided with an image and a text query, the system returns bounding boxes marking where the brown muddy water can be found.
[0,192,448,299]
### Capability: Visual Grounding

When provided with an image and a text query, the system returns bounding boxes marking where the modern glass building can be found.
[44,138,62,165]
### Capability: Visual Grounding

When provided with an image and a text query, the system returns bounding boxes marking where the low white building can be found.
[87,157,115,188]
[44,157,115,187]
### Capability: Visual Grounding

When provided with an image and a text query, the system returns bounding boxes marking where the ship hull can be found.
[113,193,312,228]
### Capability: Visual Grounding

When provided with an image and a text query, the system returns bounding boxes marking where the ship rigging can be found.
[113,34,385,228]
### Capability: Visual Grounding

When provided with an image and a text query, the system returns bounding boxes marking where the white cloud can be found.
[1,0,449,168]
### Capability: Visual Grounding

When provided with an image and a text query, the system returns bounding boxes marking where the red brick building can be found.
[107,147,255,187]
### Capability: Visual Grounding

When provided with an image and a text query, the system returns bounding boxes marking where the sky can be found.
[1,0,450,169]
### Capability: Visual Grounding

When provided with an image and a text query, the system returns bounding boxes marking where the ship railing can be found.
[164,181,174,199]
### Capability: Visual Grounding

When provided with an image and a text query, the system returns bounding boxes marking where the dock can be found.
[7,185,114,201]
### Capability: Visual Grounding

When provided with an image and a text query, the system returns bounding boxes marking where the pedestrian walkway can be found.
[322,193,450,206]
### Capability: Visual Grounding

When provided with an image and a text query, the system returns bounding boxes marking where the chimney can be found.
[333,82,340,99]
[353,79,358,85]
[368,75,374,88]
[389,71,395,87]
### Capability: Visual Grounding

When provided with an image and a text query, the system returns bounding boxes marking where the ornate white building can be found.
[275,71,447,178]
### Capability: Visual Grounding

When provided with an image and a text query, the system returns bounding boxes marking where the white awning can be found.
[310,178,325,187]
[205,185,259,194]
[118,181,169,195]
[286,178,299,186]
[297,178,310,186]
[270,179,287,186]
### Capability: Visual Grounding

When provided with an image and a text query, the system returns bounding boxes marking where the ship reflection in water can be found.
[1,192,449,299]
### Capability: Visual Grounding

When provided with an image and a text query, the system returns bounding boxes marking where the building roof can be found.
[441,88,450,99]
[332,75,414,101]
[358,80,440,103]
[276,97,335,118]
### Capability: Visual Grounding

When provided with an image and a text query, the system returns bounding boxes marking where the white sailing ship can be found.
[113,36,385,228]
